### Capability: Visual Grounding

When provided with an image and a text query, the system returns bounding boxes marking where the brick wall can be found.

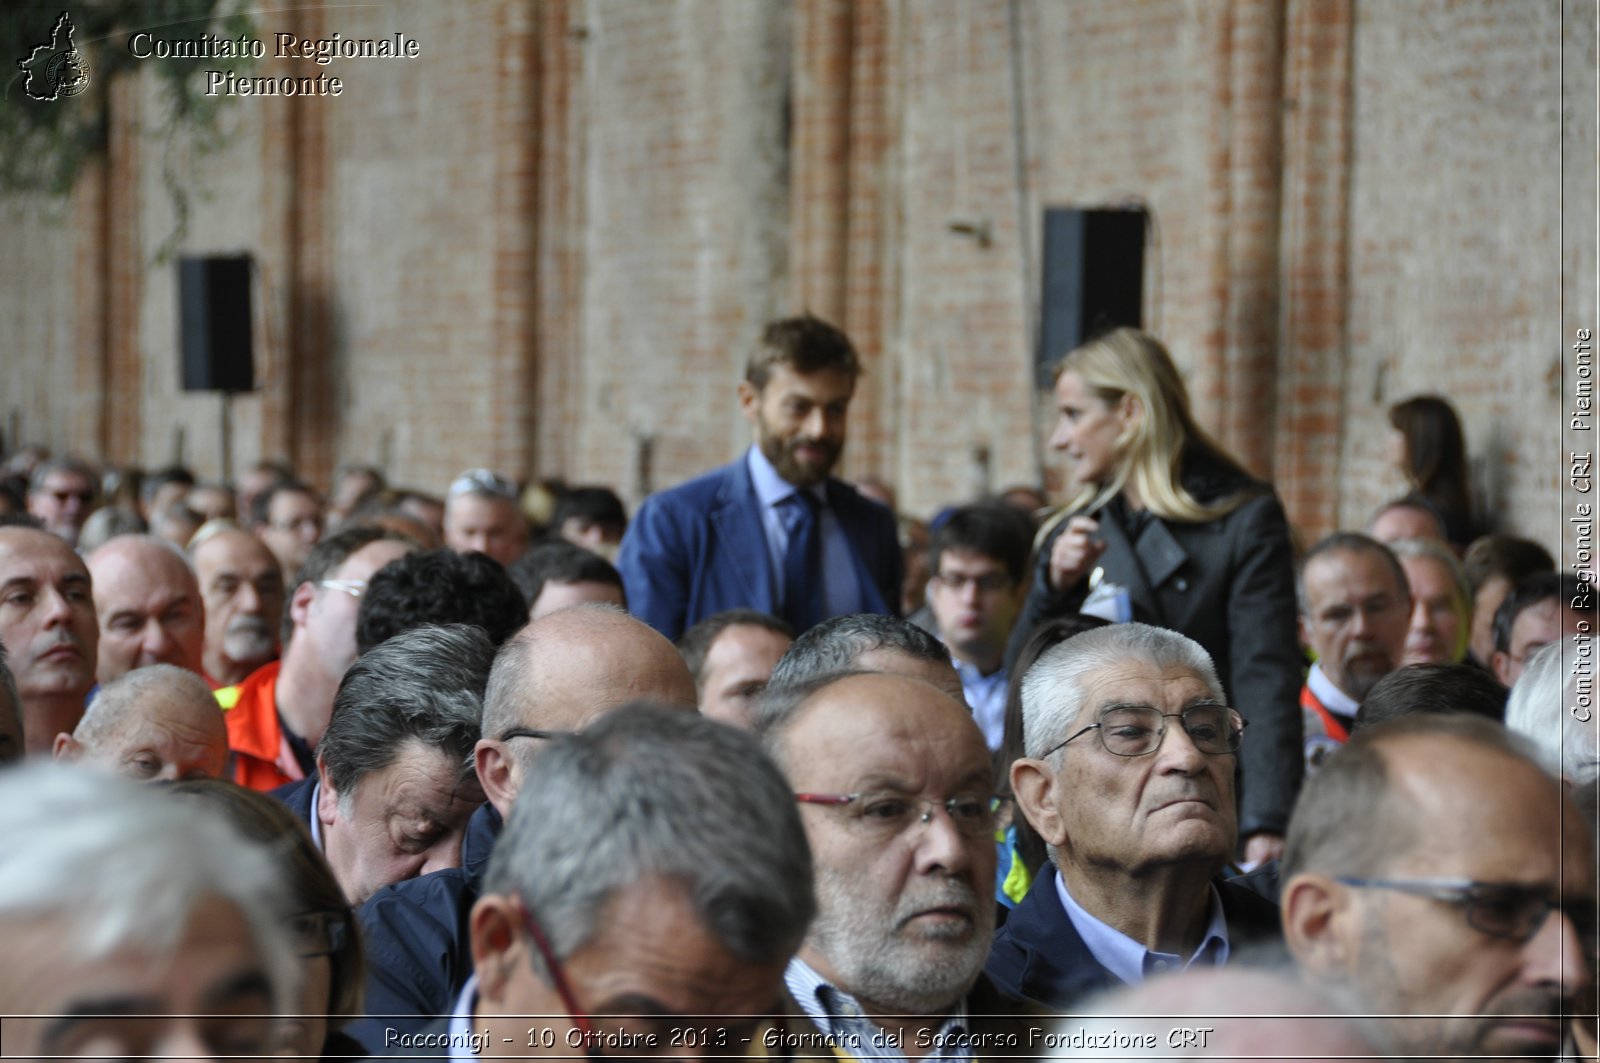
[0,0,1588,560]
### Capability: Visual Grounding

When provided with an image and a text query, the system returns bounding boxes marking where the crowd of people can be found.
[0,316,1594,1061]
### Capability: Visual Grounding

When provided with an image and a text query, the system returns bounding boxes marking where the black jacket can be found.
[984,864,1284,1011]
[1007,450,1305,836]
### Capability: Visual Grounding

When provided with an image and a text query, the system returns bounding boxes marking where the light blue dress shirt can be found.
[1054,868,1230,985]
[746,446,867,620]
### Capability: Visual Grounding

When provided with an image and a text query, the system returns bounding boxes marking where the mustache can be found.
[893,880,982,929]
[225,615,272,637]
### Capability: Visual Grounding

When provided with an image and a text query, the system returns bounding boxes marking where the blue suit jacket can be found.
[270,776,317,830]
[985,864,1285,1010]
[616,457,903,639]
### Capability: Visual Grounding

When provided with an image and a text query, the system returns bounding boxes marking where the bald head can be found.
[475,605,698,815]
[191,527,284,687]
[87,535,205,683]
[53,664,227,781]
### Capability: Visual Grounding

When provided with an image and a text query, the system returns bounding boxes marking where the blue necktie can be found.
[780,490,823,632]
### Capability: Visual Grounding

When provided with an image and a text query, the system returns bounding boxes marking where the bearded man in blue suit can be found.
[617,315,903,640]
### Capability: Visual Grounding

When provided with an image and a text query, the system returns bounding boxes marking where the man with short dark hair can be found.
[506,540,626,619]
[988,623,1281,1009]
[274,623,495,906]
[53,664,227,781]
[549,485,628,557]
[0,525,99,754]
[618,315,903,640]
[1281,714,1595,1060]
[925,504,1033,750]
[442,468,528,568]
[677,608,793,729]
[219,527,415,790]
[1463,534,1555,669]
[192,526,285,688]
[25,457,97,547]
[1353,662,1507,731]
[252,480,325,579]
[86,534,206,683]
[347,605,699,1051]
[764,612,965,706]
[1296,533,1412,770]
[1491,571,1591,687]
[355,548,528,655]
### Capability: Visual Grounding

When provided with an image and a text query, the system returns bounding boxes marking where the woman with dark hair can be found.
[168,778,366,1060]
[1009,328,1303,865]
[1387,394,1477,548]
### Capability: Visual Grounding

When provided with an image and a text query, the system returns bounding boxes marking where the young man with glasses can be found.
[989,623,1282,1010]
[924,504,1034,751]
[1281,712,1596,1060]
[758,669,1037,1059]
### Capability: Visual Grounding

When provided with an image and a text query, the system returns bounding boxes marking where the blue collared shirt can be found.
[950,657,1008,752]
[784,956,973,1062]
[1054,869,1230,985]
[746,446,866,620]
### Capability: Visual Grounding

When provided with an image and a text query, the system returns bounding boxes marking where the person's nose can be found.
[1523,907,1594,1000]
[801,405,829,440]
[235,580,263,615]
[143,619,175,661]
[909,800,974,877]
[1049,417,1072,451]
[39,585,75,628]
[1153,717,1208,774]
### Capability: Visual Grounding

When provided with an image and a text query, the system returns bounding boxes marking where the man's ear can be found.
[52,732,81,762]
[475,739,518,819]
[737,379,762,426]
[1281,872,1354,975]
[1298,613,1311,652]
[1492,650,1512,686]
[1011,757,1067,849]
[288,580,318,630]
[470,893,527,1004]
[315,756,339,829]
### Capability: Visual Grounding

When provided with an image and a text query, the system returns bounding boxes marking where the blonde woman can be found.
[1009,328,1303,865]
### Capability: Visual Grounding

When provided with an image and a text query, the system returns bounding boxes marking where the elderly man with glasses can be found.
[1281,712,1596,1060]
[219,526,414,790]
[988,622,1282,1010]
[758,669,1036,1058]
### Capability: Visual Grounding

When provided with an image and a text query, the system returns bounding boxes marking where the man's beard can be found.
[807,868,993,1015]
[1340,642,1396,700]
[759,428,840,490]
[223,614,275,664]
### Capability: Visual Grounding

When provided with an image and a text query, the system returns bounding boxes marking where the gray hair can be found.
[755,668,873,750]
[1020,622,1224,758]
[484,703,815,969]
[1389,536,1471,611]
[1505,637,1600,785]
[765,613,946,694]
[319,623,494,800]
[0,763,297,1009]
[75,664,217,747]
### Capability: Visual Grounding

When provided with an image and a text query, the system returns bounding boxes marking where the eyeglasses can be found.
[286,909,352,959]
[316,579,366,600]
[794,791,1007,840]
[449,468,519,500]
[499,728,577,743]
[513,894,602,1060]
[1336,876,1598,944]
[1042,703,1245,759]
[931,571,1015,594]
[46,489,93,504]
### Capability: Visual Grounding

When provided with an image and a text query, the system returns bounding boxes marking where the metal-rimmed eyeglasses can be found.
[1336,876,1598,944]
[316,578,366,600]
[1041,703,1245,759]
[794,791,1007,839]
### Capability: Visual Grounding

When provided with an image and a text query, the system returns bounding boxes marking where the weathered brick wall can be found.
[0,0,1588,561]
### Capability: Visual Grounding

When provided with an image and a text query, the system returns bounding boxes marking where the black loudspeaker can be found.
[179,255,255,393]
[1036,208,1146,387]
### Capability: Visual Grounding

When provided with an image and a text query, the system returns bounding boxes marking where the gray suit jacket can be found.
[1008,452,1305,837]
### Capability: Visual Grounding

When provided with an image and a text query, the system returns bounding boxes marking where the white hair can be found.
[1019,622,1224,758]
[0,763,298,1010]
[1505,637,1600,785]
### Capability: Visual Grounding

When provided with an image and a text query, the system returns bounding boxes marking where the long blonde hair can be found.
[1049,328,1253,528]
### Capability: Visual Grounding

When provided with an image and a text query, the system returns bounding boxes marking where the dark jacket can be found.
[615,455,903,640]
[1006,450,1304,836]
[985,864,1285,1011]
[270,775,318,828]
[345,802,502,1054]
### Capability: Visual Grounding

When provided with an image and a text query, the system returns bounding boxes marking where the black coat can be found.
[984,864,1285,1011]
[1007,452,1304,837]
